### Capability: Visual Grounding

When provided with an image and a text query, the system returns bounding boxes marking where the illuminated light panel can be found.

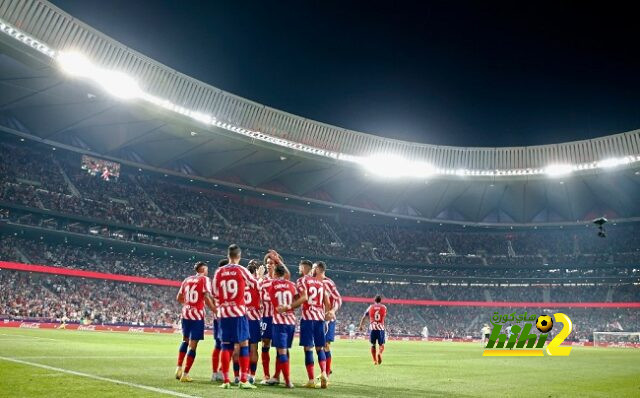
[1,18,639,179]
[359,154,435,178]
[545,164,574,177]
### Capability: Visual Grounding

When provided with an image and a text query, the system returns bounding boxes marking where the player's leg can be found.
[324,320,335,376]
[313,321,328,389]
[299,319,317,387]
[181,339,199,381]
[181,319,204,382]
[219,342,234,388]
[176,324,189,380]
[260,317,273,383]
[248,319,260,384]
[218,318,234,388]
[276,324,295,388]
[237,317,256,389]
[377,331,386,364]
[238,340,256,388]
[370,330,379,365]
[211,320,223,381]
[232,345,240,384]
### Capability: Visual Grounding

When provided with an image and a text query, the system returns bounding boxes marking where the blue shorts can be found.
[248,319,261,344]
[370,330,386,345]
[260,317,273,340]
[219,316,250,343]
[213,319,221,347]
[181,319,205,341]
[299,319,326,347]
[325,320,336,343]
[272,324,295,349]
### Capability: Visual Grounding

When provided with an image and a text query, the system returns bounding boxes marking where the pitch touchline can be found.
[0,356,200,398]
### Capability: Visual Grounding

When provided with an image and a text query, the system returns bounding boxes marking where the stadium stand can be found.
[1,139,639,341]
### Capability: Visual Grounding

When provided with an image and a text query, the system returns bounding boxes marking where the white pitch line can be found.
[0,356,200,398]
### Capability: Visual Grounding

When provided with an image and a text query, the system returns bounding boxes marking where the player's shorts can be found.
[260,316,273,340]
[299,319,326,347]
[181,319,205,341]
[213,319,221,347]
[484,333,490,339]
[219,316,250,343]
[370,329,386,345]
[272,324,295,349]
[248,319,261,344]
[325,320,336,343]
[349,331,356,337]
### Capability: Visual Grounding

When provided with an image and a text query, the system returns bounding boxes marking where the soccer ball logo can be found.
[536,315,553,333]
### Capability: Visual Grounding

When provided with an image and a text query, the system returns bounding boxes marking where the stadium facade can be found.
[0,0,639,227]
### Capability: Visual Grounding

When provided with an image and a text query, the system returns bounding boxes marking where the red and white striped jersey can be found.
[296,275,326,321]
[259,276,275,318]
[321,277,342,313]
[212,264,257,318]
[268,278,297,325]
[366,303,387,330]
[245,275,261,321]
[178,273,211,321]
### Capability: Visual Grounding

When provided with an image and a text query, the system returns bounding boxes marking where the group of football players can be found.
[174,243,358,389]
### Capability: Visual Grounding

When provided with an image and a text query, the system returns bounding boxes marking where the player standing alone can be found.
[175,261,216,382]
[212,244,259,390]
[359,295,387,365]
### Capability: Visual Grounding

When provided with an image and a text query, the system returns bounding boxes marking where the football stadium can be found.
[0,1,639,397]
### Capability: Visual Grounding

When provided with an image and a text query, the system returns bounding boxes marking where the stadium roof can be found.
[1,0,639,226]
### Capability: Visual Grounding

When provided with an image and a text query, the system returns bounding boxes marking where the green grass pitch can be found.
[0,328,639,397]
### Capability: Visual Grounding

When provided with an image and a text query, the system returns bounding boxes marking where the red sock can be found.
[371,346,377,362]
[239,355,250,383]
[319,359,326,373]
[305,363,315,380]
[177,351,186,367]
[274,356,281,379]
[283,360,290,385]
[212,348,221,373]
[326,356,332,374]
[274,357,281,379]
[221,350,232,383]
[184,351,196,373]
[261,350,270,378]
[378,345,385,363]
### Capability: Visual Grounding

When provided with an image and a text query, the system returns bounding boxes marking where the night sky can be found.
[51,1,640,147]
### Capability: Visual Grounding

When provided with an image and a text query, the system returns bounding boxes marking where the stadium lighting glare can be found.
[597,157,630,169]
[545,164,574,177]
[359,154,434,178]
[57,52,93,77]
[57,51,142,100]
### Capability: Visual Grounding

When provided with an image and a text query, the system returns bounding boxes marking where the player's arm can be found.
[176,283,185,304]
[358,313,367,331]
[203,277,216,312]
[278,280,306,313]
[269,249,291,280]
[204,291,216,312]
[359,306,370,331]
[332,284,342,313]
[323,291,335,321]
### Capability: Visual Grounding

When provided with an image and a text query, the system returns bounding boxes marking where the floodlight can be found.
[545,164,573,177]
[57,51,93,77]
